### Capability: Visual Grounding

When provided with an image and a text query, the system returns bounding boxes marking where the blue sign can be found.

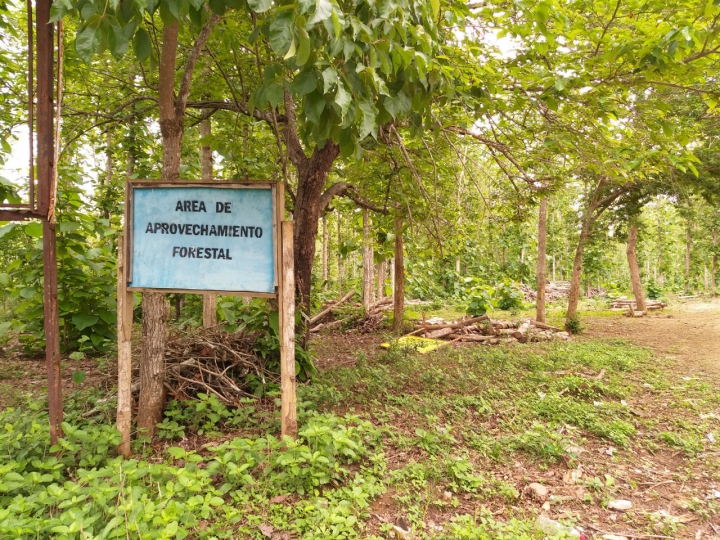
[128,185,276,293]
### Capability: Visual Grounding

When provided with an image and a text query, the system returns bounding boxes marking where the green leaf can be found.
[0,321,11,337]
[269,12,295,55]
[75,25,100,64]
[72,370,87,384]
[0,223,16,239]
[0,273,8,286]
[334,82,352,118]
[69,351,85,360]
[208,0,226,15]
[304,91,325,125]
[296,28,311,66]
[308,0,333,25]
[49,0,73,23]
[24,222,43,238]
[266,83,284,107]
[429,0,439,19]
[72,314,99,331]
[248,0,272,11]
[384,90,411,119]
[133,28,152,61]
[358,101,377,139]
[293,71,317,95]
[59,221,81,232]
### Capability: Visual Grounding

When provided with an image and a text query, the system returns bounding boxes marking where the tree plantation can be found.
[2,0,720,537]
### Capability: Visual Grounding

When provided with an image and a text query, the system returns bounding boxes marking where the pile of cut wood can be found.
[309,293,392,333]
[609,298,666,313]
[412,315,571,345]
[521,281,573,302]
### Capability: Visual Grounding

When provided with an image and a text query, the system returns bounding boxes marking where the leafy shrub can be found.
[494,280,524,311]
[466,284,494,316]
[646,279,663,300]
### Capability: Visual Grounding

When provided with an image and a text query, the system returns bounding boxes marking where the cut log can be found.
[309,316,352,333]
[531,321,562,332]
[309,290,356,326]
[426,327,454,339]
[447,334,493,342]
[413,315,490,331]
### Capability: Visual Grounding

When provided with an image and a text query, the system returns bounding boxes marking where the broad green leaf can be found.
[0,273,8,285]
[75,26,99,64]
[69,351,85,360]
[133,28,152,61]
[296,28,311,66]
[358,101,377,139]
[384,90,411,118]
[24,222,43,238]
[266,83,284,107]
[308,0,332,25]
[72,314,99,331]
[429,0,439,19]
[293,71,317,95]
[304,91,325,125]
[0,223,16,239]
[72,370,87,384]
[269,12,295,55]
[0,321,11,337]
[49,0,73,23]
[248,0,272,11]
[334,82,351,118]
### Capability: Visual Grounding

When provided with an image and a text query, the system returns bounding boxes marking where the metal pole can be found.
[36,0,62,443]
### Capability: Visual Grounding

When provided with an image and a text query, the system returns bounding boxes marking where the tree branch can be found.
[176,14,221,115]
[319,182,388,214]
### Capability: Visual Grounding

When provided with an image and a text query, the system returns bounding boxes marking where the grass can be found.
[2,331,720,538]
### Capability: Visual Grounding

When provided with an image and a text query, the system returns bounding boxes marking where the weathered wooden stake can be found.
[117,235,134,457]
[280,220,297,439]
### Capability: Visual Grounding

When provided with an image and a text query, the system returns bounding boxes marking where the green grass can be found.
[2,335,719,538]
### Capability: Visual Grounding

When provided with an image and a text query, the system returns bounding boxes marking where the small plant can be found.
[565,314,582,334]
[466,285,494,316]
[645,279,663,300]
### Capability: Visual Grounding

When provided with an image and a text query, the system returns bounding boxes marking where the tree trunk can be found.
[566,213,593,324]
[137,292,167,435]
[536,197,547,323]
[552,253,556,282]
[200,116,212,180]
[337,212,342,293]
[713,227,717,296]
[626,224,646,311]
[685,224,692,292]
[362,209,374,309]
[322,214,328,289]
[292,142,339,322]
[200,116,217,328]
[393,218,404,333]
[377,260,386,299]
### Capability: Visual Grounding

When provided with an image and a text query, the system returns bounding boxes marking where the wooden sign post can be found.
[117,180,296,457]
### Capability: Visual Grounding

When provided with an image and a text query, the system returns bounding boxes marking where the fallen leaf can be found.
[268,494,289,505]
[259,524,274,538]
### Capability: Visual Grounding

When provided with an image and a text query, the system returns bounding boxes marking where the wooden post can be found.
[536,197,547,323]
[202,294,216,328]
[280,221,297,439]
[117,235,134,457]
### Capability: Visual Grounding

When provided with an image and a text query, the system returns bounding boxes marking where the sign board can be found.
[126,181,278,295]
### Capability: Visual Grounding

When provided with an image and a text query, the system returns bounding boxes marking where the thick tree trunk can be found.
[626,224,646,312]
[292,142,339,321]
[322,214,328,289]
[566,213,593,324]
[362,209,374,309]
[536,197,547,323]
[393,219,404,333]
[137,292,167,435]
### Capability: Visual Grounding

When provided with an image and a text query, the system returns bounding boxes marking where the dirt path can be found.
[584,298,720,376]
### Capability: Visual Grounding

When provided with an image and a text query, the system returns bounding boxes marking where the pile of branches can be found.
[132,327,275,405]
[414,315,571,345]
[309,294,392,334]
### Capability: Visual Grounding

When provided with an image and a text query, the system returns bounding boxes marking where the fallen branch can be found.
[309,290,356,326]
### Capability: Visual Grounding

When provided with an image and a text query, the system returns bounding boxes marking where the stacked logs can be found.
[520,281,573,302]
[609,298,666,312]
[413,315,571,345]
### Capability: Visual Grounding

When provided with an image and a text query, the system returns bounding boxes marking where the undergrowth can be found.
[2,338,718,538]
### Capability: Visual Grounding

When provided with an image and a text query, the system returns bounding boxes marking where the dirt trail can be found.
[584,298,720,376]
